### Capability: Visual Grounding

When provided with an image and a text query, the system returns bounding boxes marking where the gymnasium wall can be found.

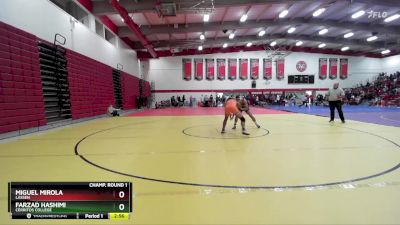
[0,20,149,135]
[0,0,139,76]
[147,51,385,103]
[0,22,47,134]
[381,55,400,74]
[67,50,115,119]
[121,72,140,110]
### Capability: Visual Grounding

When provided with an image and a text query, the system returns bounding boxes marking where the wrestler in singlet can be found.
[233,96,261,129]
[221,97,249,135]
[225,98,239,116]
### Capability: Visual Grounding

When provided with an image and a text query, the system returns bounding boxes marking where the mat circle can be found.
[74,121,400,189]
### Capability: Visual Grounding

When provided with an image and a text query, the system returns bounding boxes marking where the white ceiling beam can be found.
[92,0,315,15]
[118,18,400,36]
[131,33,398,50]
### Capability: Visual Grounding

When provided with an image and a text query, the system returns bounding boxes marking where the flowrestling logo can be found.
[367,10,387,19]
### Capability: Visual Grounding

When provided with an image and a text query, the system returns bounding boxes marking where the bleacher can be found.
[346,71,400,107]
[0,21,151,136]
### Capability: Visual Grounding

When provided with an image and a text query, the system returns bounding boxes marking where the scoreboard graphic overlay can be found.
[9,182,132,220]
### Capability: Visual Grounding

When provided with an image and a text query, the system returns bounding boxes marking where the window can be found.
[95,20,104,38]
[50,0,89,27]
[105,28,116,45]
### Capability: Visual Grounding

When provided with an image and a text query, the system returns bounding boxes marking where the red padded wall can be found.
[142,80,151,98]
[0,21,142,134]
[0,21,46,134]
[67,51,115,119]
[121,72,139,110]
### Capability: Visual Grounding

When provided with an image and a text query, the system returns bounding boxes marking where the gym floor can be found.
[1,107,400,224]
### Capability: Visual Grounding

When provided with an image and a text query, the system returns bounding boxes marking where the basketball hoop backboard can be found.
[264,45,291,61]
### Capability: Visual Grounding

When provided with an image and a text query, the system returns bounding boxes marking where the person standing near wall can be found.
[108,105,120,117]
[326,83,346,123]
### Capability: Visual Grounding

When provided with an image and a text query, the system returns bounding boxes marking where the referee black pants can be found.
[329,101,345,121]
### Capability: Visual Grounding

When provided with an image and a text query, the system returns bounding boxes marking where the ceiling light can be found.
[270,41,277,47]
[279,10,289,18]
[313,8,325,17]
[295,41,303,46]
[366,36,377,42]
[240,14,248,22]
[121,18,124,22]
[344,32,354,38]
[198,46,203,51]
[384,14,400,22]
[341,46,349,51]
[258,30,266,36]
[203,14,210,22]
[352,10,365,19]
[229,33,235,39]
[223,43,228,48]
[319,28,328,35]
[288,27,296,33]
[200,34,205,40]
[381,49,391,54]
[318,43,326,48]
[246,42,253,47]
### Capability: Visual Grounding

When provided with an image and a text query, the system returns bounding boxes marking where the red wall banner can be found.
[239,58,248,80]
[182,58,192,81]
[263,58,272,80]
[228,58,237,80]
[250,58,259,80]
[329,58,338,79]
[217,59,226,80]
[194,58,203,80]
[340,58,348,80]
[319,58,327,80]
[205,58,215,80]
[276,59,285,80]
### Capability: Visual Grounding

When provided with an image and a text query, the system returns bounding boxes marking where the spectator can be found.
[171,96,178,107]
[108,105,120,117]
[203,95,209,107]
[298,95,308,107]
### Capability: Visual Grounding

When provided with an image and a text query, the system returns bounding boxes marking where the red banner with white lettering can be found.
[340,58,348,80]
[263,58,272,80]
[217,59,226,80]
[205,58,215,80]
[319,58,327,80]
[329,58,338,80]
[194,58,203,80]
[228,58,237,80]
[182,58,192,81]
[276,59,285,80]
[250,58,259,80]
[239,58,248,80]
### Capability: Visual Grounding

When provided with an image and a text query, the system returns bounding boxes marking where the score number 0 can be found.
[118,191,125,211]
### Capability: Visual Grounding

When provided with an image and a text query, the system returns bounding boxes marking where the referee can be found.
[326,83,345,123]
